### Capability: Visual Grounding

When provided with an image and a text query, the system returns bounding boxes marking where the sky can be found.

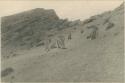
[0,0,123,21]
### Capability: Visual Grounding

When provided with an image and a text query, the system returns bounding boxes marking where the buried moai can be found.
[87,26,98,40]
[44,38,51,52]
[57,35,66,49]
[44,35,66,52]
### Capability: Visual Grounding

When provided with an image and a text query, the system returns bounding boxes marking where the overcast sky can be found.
[0,0,123,21]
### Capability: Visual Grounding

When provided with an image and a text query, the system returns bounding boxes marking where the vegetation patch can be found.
[1,67,14,77]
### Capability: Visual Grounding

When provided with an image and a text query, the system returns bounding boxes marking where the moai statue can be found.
[50,38,57,49]
[68,32,72,40]
[90,27,98,40]
[57,35,66,49]
[86,26,98,40]
[44,38,51,52]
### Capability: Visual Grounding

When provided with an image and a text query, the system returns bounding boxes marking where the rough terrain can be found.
[1,3,124,82]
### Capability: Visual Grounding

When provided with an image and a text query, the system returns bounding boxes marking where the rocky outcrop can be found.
[1,8,69,49]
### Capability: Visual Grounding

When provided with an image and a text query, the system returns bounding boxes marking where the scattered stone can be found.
[105,22,114,30]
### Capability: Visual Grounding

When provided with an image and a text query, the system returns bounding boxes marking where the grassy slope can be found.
[2,3,124,82]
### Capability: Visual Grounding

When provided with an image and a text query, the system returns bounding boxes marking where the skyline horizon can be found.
[0,1,123,21]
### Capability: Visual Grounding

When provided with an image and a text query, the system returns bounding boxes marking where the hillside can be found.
[1,8,76,57]
[1,3,124,82]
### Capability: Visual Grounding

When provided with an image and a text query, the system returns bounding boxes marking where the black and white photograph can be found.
[0,0,124,82]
